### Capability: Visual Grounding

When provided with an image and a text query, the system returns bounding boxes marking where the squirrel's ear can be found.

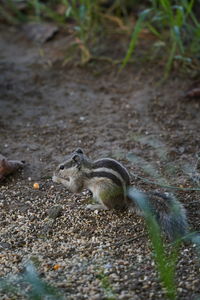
[75,148,84,154]
[72,154,81,163]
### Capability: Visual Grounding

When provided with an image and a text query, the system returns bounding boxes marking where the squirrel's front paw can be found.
[52,175,60,183]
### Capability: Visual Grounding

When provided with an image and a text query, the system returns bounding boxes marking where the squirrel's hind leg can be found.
[85,203,109,210]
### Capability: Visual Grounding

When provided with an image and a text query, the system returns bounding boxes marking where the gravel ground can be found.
[0,25,200,300]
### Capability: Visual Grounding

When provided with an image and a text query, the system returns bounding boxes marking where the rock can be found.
[47,205,62,219]
[0,242,11,249]
[23,22,59,43]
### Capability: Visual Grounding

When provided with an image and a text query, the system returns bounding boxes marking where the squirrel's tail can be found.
[149,191,188,240]
[127,188,188,241]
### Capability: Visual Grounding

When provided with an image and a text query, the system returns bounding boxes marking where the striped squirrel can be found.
[52,148,188,240]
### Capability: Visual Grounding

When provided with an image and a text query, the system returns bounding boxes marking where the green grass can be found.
[0,262,63,300]
[121,0,200,75]
[127,188,180,300]
[97,268,117,300]
[1,1,200,72]
[127,186,200,299]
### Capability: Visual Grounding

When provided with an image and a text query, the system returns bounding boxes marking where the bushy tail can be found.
[127,188,188,241]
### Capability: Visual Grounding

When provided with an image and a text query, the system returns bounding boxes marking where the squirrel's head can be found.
[54,148,89,180]
[59,148,84,171]
[53,148,87,191]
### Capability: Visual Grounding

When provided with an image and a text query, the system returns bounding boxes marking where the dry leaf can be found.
[186,87,200,99]
[0,154,25,181]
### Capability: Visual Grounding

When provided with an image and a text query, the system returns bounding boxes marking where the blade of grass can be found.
[4,0,27,22]
[0,5,19,24]
[0,263,64,300]
[164,40,177,78]
[120,9,151,70]
[127,188,178,300]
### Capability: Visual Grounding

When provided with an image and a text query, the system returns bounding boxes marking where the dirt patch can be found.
[0,25,200,299]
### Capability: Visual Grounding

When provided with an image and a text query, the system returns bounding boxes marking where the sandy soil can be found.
[0,24,200,300]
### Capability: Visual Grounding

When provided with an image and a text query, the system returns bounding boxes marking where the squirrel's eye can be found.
[59,165,65,170]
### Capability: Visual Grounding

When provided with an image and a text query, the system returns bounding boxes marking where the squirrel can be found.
[52,148,188,240]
